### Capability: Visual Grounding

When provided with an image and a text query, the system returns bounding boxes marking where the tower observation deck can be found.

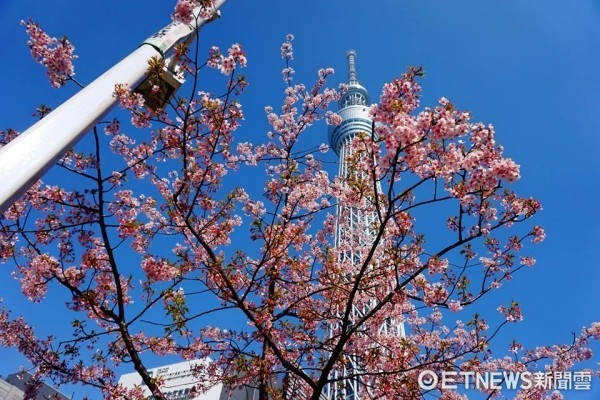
[324,50,405,400]
[328,50,371,156]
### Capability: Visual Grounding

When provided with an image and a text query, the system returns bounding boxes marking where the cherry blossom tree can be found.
[1,2,598,400]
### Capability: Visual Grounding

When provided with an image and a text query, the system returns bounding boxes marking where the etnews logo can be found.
[418,370,593,391]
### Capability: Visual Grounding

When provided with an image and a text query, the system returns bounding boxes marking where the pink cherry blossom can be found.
[172,0,218,24]
[22,19,77,88]
[0,19,596,400]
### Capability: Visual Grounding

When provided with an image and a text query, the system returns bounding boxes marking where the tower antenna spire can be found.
[347,49,358,84]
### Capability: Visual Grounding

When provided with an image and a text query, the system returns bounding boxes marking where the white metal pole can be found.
[0,0,227,215]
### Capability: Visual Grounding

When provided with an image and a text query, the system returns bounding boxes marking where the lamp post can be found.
[0,0,227,214]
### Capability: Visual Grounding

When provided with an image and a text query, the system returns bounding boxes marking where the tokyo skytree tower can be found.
[324,50,405,400]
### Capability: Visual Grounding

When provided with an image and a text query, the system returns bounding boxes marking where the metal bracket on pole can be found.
[134,60,185,111]
[0,0,227,215]
[135,4,224,110]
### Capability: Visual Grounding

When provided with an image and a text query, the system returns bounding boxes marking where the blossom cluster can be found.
[22,19,77,88]
[172,0,218,24]
[207,44,247,75]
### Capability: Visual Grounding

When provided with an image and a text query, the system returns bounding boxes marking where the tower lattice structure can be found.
[324,50,405,400]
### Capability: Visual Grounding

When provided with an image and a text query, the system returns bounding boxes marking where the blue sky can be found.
[0,0,599,398]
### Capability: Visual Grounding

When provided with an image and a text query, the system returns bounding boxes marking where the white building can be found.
[0,373,69,400]
[0,378,23,400]
[119,359,223,400]
[119,359,258,400]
